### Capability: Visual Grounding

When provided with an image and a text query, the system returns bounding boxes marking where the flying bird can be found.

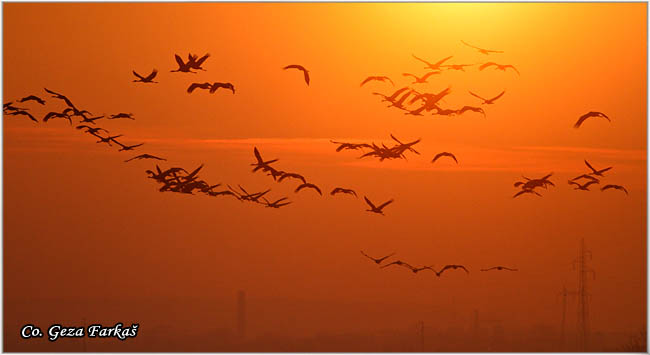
[513,189,542,198]
[436,264,470,277]
[411,54,453,71]
[364,196,394,215]
[360,251,395,264]
[460,40,504,55]
[18,95,46,105]
[360,76,394,87]
[42,111,72,125]
[124,154,167,162]
[209,82,235,94]
[601,184,628,195]
[187,82,212,93]
[469,90,506,105]
[187,53,210,71]
[330,187,357,197]
[479,62,519,75]
[431,152,458,164]
[171,54,197,73]
[295,183,322,196]
[568,180,599,191]
[456,105,486,118]
[283,64,310,85]
[480,266,518,272]
[6,110,37,122]
[441,63,475,71]
[584,160,612,176]
[573,111,610,128]
[109,113,135,120]
[402,71,440,84]
[380,260,414,270]
[132,69,159,83]
[251,147,279,172]
[114,141,144,152]
[278,172,306,184]
[261,197,292,208]
[44,88,76,108]
[76,125,109,135]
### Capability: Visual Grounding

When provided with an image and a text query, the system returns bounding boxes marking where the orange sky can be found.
[3,2,647,352]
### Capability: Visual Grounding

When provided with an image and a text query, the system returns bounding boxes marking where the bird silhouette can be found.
[469,90,506,105]
[460,40,504,55]
[481,266,518,272]
[278,172,306,184]
[44,88,76,109]
[261,197,292,208]
[187,53,210,71]
[402,71,440,84]
[360,76,394,87]
[132,69,158,83]
[364,196,394,215]
[283,64,310,85]
[441,63,475,71]
[6,110,37,122]
[251,147,279,172]
[479,62,519,75]
[76,125,108,134]
[373,87,410,103]
[584,160,612,176]
[456,105,486,118]
[43,111,72,125]
[109,113,134,120]
[209,82,235,94]
[380,260,414,270]
[361,251,395,264]
[95,134,123,146]
[436,264,469,277]
[113,140,144,152]
[78,115,104,125]
[124,154,166,162]
[295,183,322,196]
[18,95,46,105]
[601,184,628,195]
[171,54,196,73]
[187,82,212,93]
[574,111,610,128]
[568,180,599,191]
[431,152,458,164]
[411,54,453,71]
[330,187,357,197]
[513,189,542,198]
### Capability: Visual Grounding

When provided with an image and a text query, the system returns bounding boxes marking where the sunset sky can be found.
[3,2,647,352]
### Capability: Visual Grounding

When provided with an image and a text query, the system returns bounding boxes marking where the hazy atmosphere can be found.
[3,2,647,352]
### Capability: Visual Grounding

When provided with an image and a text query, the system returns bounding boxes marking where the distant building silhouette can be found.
[237,290,246,339]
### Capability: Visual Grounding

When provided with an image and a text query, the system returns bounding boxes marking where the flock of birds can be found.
[360,251,517,277]
[5,39,632,280]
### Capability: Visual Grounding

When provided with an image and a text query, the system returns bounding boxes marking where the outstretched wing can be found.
[363,196,377,210]
[194,53,210,66]
[174,54,185,67]
[584,160,597,174]
[132,70,145,80]
[490,90,506,102]
[411,54,433,67]
[505,65,520,75]
[144,69,158,81]
[478,62,498,71]
[377,199,394,210]
[468,91,486,102]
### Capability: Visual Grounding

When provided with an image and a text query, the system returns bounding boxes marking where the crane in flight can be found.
[574,111,610,128]
[360,251,395,265]
[132,69,159,83]
[479,62,519,75]
[584,160,612,176]
[601,184,628,195]
[411,54,453,71]
[360,76,394,87]
[402,71,440,84]
[461,40,504,55]
[283,64,310,85]
[480,266,518,272]
[330,187,357,197]
[431,152,459,164]
[469,90,506,105]
[363,196,394,215]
